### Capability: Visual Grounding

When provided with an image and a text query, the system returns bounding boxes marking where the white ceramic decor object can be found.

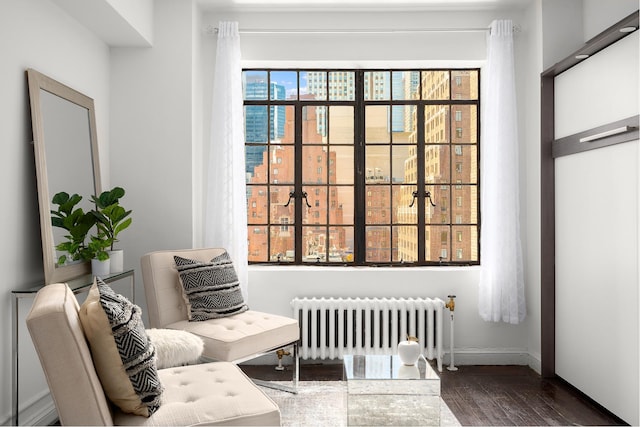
[398,336,420,365]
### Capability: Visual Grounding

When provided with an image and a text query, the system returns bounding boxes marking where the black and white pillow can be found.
[80,278,163,417]
[174,251,249,321]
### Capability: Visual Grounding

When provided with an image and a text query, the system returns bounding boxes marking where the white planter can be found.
[398,340,421,365]
[91,258,111,277]
[108,249,124,273]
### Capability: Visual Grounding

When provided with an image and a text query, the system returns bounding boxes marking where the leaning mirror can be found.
[27,69,102,285]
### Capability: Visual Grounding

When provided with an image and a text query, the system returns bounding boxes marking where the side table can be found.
[343,354,441,426]
[11,269,135,426]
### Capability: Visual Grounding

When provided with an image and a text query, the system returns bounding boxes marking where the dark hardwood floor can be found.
[240,363,627,426]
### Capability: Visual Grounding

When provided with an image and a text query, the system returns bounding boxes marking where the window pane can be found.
[450,105,477,144]
[330,226,353,262]
[365,105,390,144]
[300,71,326,100]
[303,226,326,262]
[246,185,268,223]
[280,105,295,143]
[366,226,391,262]
[303,105,327,143]
[302,146,327,184]
[330,186,354,224]
[453,145,477,184]
[328,71,355,101]
[425,185,449,224]
[303,186,327,225]
[270,70,297,100]
[451,70,478,100]
[424,145,451,184]
[424,105,450,143]
[246,146,268,183]
[248,226,268,262]
[392,145,414,184]
[451,185,478,223]
[270,186,294,223]
[392,71,420,100]
[364,71,390,100]
[243,70,268,100]
[365,145,390,183]
[425,225,450,262]
[270,225,294,262]
[394,185,417,224]
[392,105,416,141]
[452,225,478,261]
[270,105,288,142]
[329,106,354,144]
[270,146,294,183]
[365,185,390,225]
[330,146,353,185]
[421,71,450,100]
[395,225,417,262]
[245,105,268,143]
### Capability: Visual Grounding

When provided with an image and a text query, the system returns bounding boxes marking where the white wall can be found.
[520,0,543,373]
[110,0,196,321]
[195,6,538,367]
[0,0,110,424]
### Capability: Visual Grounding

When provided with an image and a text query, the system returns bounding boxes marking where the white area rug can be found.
[259,381,461,426]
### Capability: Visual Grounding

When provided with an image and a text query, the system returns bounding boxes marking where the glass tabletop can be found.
[343,354,440,381]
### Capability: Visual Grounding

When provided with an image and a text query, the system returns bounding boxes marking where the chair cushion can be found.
[146,328,204,369]
[113,362,280,426]
[79,278,163,417]
[174,251,249,321]
[168,310,299,362]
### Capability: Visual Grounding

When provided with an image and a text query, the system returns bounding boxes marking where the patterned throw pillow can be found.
[174,251,249,321]
[79,278,163,417]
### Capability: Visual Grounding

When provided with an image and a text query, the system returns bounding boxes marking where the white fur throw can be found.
[146,328,204,369]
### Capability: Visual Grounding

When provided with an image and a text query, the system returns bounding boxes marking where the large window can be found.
[243,69,479,266]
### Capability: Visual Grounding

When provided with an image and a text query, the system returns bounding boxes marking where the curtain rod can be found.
[203,25,520,35]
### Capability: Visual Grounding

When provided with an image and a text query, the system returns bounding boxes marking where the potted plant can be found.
[50,192,96,266]
[90,186,132,273]
[80,233,113,277]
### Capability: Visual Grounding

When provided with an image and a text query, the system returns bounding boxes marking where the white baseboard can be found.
[247,348,541,370]
[2,392,57,427]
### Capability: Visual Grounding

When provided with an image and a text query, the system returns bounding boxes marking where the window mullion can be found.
[354,70,366,265]
[416,103,426,263]
[294,103,303,264]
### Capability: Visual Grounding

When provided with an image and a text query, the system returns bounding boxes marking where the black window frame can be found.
[243,68,481,266]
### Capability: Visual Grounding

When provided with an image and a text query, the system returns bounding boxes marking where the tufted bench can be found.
[141,248,300,391]
[26,283,280,426]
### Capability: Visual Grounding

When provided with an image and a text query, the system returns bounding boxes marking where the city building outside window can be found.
[243,69,479,265]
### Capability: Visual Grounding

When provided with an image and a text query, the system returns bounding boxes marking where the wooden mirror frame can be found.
[27,69,102,285]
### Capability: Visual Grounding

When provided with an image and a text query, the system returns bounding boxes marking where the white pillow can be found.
[146,329,204,369]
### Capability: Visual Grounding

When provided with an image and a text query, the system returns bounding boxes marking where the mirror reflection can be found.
[27,69,102,284]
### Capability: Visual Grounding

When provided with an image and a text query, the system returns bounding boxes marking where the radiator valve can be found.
[446,295,456,311]
[275,348,291,371]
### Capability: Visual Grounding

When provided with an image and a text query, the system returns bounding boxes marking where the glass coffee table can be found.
[343,354,441,426]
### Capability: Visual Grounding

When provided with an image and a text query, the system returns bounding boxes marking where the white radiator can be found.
[291,297,444,372]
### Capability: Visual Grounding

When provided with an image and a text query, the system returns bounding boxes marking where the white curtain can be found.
[478,19,526,324]
[204,21,249,300]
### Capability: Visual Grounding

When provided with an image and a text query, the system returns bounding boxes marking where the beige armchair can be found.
[26,283,281,426]
[141,248,299,392]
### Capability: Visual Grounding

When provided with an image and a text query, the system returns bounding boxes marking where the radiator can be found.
[291,297,444,372]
